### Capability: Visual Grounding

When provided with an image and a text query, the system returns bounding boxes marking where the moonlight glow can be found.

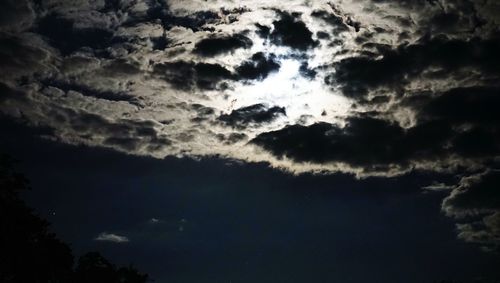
[231,58,350,125]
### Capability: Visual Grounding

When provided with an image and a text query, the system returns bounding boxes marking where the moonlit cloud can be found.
[422,182,455,192]
[149,217,163,224]
[94,232,129,243]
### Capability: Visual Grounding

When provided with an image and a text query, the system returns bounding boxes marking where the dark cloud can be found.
[189,103,216,122]
[219,104,286,129]
[192,63,233,88]
[0,83,27,105]
[220,7,252,16]
[153,61,233,90]
[255,23,271,38]
[452,128,500,158]
[311,10,349,33]
[41,79,139,104]
[36,14,114,56]
[418,86,500,126]
[402,86,500,159]
[331,36,500,97]
[252,117,456,170]
[235,52,280,80]
[0,0,34,32]
[455,212,500,252]
[316,31,330,39]
[325,3,361,32]
[101,0,122,13]
[193,33,253,56]
[444,171,500,216]
[150,36,170,51]
[157,10,221,32]
[252,102,500,173]
[299,63,317,79]
[140,1,222,32]
[100,58,142,76]
[442,171,500,251]
[377,0,485,34]
[0,35,52,80]
[269,12,318,50]
[430,12,461,32]
[59,110,171,153]
[216,132,248,145]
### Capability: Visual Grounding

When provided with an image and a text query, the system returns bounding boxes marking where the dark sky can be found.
[1,0,500,282]
[2,119,500,283]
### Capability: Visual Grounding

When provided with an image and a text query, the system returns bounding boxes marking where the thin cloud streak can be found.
[94,232,129,243]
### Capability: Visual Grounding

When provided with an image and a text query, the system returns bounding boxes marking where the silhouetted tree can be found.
[75,252,148,283]
[0,154,74,283]
[116,265,149,283]
[75,252,117,283]
[0,154,149,283]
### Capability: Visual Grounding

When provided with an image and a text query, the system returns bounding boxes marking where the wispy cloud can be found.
[422,182,455,191]
[149,218,162,224]
[94,232,129,243]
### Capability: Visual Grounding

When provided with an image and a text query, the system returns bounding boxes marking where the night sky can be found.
[1,0,500,282]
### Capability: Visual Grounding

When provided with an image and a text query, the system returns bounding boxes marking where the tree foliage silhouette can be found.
[75,252,148,283]
[0,154,148,283]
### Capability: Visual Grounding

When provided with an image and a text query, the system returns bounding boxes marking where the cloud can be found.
[310,9,350,33]
[94,232,129,243]
[0,34,54,82]
[41,79,139,104]
[417,86,500,126]
[422,182,455,191]
[400,86,500,159]
[149,218,162,224]
[155,9,223,32]
[153,60,233,90]
[234,52,281,80]
[442,171,500,251]
[219,104,286,129]
[268,11,318,50]
[36,13,114,56]
[152,51,281,90]
[456,212,500,252]
[443,171,500,218]
[330,35,500,98]
[0,0,34,33]
[193,33,253,56]
[251,117,458,174]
